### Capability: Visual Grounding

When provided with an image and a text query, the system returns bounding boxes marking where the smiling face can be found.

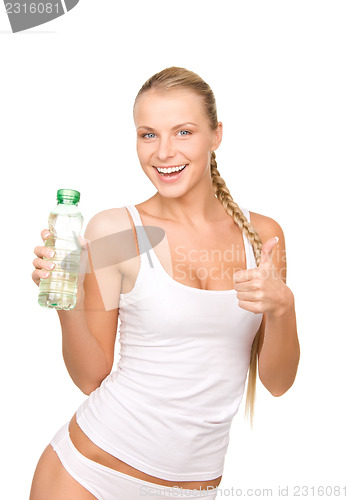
[133,89,222,198]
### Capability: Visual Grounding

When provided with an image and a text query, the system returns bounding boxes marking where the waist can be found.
[69,412,222,490]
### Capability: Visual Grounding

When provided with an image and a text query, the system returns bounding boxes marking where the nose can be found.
[156,136,175,162]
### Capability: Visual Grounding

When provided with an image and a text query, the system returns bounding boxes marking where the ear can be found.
[211,122,223,151]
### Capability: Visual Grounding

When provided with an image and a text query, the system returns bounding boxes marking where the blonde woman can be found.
[30,67,300,500]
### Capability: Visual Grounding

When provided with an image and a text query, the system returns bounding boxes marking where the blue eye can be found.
[141,130,191,139]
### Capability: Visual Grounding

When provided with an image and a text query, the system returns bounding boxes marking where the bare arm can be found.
[250,212,300,396]
[57,211,123,395]
[257,296,299,396]
[57,276,121,395]
[33,209,126,395]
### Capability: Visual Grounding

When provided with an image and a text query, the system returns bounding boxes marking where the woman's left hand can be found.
[233,237,293,317]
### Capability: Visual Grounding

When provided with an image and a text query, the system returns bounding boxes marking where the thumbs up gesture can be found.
[233,236,291,317]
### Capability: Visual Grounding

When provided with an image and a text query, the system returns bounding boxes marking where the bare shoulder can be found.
[249,210,285,247]
[84,207,131,240]
[249,209,287,285]
[83,207,137,282]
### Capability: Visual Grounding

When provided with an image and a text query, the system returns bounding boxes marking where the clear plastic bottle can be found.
[38,189,84,310]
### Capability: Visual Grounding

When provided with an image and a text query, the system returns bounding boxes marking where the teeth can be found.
[156,164,186,174]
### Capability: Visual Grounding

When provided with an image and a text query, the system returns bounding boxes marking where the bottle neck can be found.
[58,201,79,206]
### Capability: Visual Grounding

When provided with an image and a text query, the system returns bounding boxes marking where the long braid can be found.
[210,151,263,428]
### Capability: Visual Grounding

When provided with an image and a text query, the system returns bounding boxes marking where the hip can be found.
[68,412,222,490]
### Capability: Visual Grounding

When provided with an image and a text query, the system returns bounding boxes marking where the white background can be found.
[1,1,349,498]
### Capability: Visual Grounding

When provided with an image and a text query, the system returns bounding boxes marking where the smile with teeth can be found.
[155,164,187,174]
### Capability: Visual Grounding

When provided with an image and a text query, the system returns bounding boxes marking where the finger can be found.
[35,229,55,258]
[236,290,261,302]
[77,251,89,282]
[75,248,90,307]
[32,256,56,271]
[78,235,90,251]
[259,236,279,267]
[41,229,52,241]
[233,268,258,283]
[233,279,260,292]
[32,267,52,286]
[34,245,56,259]
[237,299,263,314]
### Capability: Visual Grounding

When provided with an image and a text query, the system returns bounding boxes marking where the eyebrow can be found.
[137,122,198,131]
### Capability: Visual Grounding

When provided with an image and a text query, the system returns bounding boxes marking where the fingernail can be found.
[47,250,55,257]
[275,236,279,243]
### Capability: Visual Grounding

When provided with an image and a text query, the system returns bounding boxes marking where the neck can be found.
[152,179,228,227]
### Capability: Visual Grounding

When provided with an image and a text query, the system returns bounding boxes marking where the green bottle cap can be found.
[57,189,80,204]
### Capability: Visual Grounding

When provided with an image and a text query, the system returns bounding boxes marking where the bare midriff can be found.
[68,413,222,490]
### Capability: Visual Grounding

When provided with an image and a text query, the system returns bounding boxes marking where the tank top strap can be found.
[240,206,258,269]
[125,204,257,270]
[124,205,154,268]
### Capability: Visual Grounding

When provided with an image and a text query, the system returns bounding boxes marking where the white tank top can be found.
[76,204,263,481]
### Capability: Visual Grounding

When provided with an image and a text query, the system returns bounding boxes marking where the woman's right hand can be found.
[32,230,90,289]
[32,229,56,287]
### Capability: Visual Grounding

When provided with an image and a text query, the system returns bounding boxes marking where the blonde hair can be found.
[134,66,263,428]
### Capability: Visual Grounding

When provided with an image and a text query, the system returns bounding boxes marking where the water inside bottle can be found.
[38,212,83,310]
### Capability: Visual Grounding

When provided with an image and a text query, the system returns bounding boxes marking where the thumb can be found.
[259,236,279,266]
[78,235,90,251]
[77,236,91,281]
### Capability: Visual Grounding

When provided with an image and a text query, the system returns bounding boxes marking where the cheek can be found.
[181,136,209,159]
[136,141,150,164]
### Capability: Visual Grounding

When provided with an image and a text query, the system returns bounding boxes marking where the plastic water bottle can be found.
[38,189,84,310]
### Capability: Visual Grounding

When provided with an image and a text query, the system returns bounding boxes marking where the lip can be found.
[153,164,188,183]
[153,164,187,169]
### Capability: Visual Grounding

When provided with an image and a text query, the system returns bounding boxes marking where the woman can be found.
[30,66,300,500]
